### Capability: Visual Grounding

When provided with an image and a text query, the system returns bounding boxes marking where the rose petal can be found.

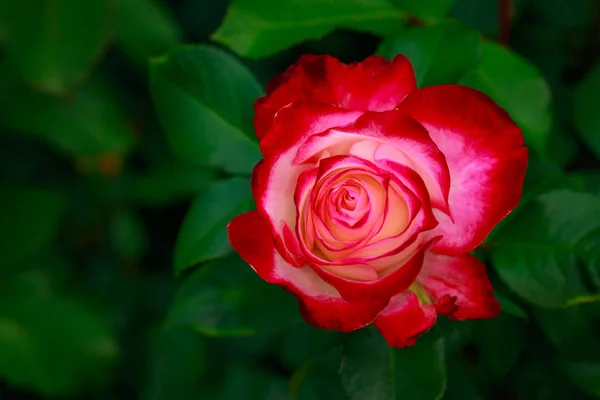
[295,167,319,252]
[254,55,416,138]
[347,162,438,264]
[368,181,410,243]
[260,102,363,158]
[294,112,450,212]
[280,222,305,267]
[349,139,379,160]
[309,240,430,303]
[319,263,379,282]
[398,85,528,254]
[228,211,387,331]
[417,252,500,320]
[374,291,437,348]
[305,157,389,259]
[253,105,363,263]
[319,173,386,245]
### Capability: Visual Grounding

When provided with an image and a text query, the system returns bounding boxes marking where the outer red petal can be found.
[374,291,437,348]
[398,85,528,254]
[259,102,363,159]
[254,55,416,139]
[252,104,363,265]
[228,211,387,331]
[417,252,500,320]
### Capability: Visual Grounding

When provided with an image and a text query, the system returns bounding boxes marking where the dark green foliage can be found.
[0,0,600,399]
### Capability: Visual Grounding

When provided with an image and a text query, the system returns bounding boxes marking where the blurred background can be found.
[1,0,600,399]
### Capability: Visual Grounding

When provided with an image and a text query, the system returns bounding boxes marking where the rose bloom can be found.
[228,54,527,347]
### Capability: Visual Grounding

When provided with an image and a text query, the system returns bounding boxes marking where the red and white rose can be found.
[228,54,527,347]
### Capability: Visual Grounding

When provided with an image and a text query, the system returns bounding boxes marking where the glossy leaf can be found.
[212,0,450,59]
[0,0,111,94]
[392,0,454,20]
[173,178,254,275]
[496,293,528,319]
[573,61,600,161]
[150,45,262,174]
[115,0,182,67]
[290,348,344,400]
[559,360,600,397]
[512,358,590,400]
[472,314,529,380]
[143,327,206,400]
[491,190,600,308]
[0,74,135,159]
[0,186,66,270]
[443,358,480,400]
[460,41,552,155]
[377,20,481,87]
[340,330,446,400]
[534,305,600,361]
[207,363,289,399]
[277,324,343,371]
[168,255,300,336]
[437,319,477,355]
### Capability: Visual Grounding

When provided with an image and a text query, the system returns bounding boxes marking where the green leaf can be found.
[377,20,481,87]
[208,363,290,399]
[0,186,66,270]
[496,293,528,319]
[143,327,206,400]
[212,0,411,59]
[559,360,600,397]
[490,190,600,308]
[277,324,343,371]
[0,73,135,159]
[0,0,111,94]
[168,254,300,336]
[173,177,254,275]
[127,163,218,207]
[340,330,446,400]
[114,0,182,67]
[0,287,119,397]
[534,305,600,360]
[290,348,344,400]
[472,314,529,380]
[437,319,477,355]
[459,41,552,155]
[573,61,600,161]
[391,0,454,20]
[150,45,262,174]
[512,357,590,400]
[443,358,480,400]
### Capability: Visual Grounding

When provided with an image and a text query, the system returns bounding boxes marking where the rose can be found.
[228,54,527,347]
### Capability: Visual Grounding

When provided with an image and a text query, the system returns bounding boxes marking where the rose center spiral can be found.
[328,180,371,229]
